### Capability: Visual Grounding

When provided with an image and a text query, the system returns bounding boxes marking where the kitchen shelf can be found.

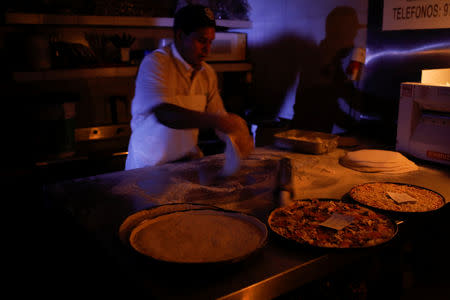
[4,12,252,28]
[13,63,252,81]
[13,66,138,81]
[209,62,253,73]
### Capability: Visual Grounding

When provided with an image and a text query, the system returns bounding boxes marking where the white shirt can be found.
[125,44,226,170]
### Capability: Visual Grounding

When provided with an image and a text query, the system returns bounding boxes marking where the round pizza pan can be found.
[267,198,399,250]
[346,182,447,217]
[127,206,268,265]
[118,202,219,247]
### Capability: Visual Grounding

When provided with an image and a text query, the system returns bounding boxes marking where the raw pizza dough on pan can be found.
[118,203,217,245]
[129,209,267,263]
[339,149,418,173]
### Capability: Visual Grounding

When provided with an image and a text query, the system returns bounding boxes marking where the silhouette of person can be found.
[291,6,365,134]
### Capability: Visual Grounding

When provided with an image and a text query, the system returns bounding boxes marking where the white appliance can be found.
[396,68,450,165]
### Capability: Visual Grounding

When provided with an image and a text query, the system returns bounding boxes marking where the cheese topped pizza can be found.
[268,199,396,248]
[349,182,445,213]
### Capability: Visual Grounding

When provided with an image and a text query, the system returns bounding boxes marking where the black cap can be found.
[174,4,216,34]
[326,6,366,33]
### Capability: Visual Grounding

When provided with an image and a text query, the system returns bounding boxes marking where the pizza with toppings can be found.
[268,199,396,248]
[348,182,445,213]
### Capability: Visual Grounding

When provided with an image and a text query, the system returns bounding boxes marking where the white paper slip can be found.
[319,213,354,231]
[387,192,418,204]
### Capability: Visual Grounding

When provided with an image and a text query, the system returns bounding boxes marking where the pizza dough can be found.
[339,149,418,173]
[129,209,267,263]
[219,134,242,177]
[118,203,217,245]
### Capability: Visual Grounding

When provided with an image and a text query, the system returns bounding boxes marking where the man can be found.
[292,6,365,134]
[125,4,253,170]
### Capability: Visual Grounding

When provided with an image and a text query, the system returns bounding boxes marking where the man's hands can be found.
[215,113,254,158]
[152,103,254,158]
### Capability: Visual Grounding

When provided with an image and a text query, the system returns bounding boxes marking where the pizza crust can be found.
[129,209,267,263]
[118,203,217,245]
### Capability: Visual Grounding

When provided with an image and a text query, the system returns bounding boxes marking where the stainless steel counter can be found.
[44,147,450,299]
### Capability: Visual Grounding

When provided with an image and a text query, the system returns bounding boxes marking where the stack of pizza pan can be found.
[339,149,418,173]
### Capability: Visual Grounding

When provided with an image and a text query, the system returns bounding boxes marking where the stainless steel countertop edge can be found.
[217,254,348,300]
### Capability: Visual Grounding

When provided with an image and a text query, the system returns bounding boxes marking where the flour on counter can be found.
[111,154,280,208]
[288,150,374,200]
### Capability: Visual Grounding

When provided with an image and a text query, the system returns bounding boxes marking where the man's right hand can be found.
[216,113,254,158]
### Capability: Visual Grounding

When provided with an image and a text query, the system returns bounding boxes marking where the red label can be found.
[401,84,413,97]
[438,87,450,97]
[427,151,450,162]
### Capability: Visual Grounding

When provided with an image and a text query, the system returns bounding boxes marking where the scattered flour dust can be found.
[111,153,280,207]
[110,148,412,209]
[289,151,370,201]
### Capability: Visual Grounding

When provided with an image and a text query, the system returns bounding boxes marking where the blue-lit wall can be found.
[237,0,369,121]
[360,1,450,119]
[240,0,449,143]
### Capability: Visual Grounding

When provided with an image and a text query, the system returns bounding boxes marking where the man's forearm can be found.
[152,103,220,130]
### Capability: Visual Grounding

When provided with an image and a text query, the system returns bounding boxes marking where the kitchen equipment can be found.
[36,93,78,158]
[109,95,130,124]
[49,41,97,68]
[75,124,130,141]
[422,68,450,86]
[277,157,293,207]
[273,129,339,154]
[396,69,450,165]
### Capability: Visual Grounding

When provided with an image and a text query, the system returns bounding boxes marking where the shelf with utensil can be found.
[12,62,253,81]
[4,12,252,29]
[5,11,252,81]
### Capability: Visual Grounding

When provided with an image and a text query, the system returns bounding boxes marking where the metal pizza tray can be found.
[121,203,268,265]
[273,129,339,154]
[345,182,447,218]
[267,198,399,250]
[118,202,219,247]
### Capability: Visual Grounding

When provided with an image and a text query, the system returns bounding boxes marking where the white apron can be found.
[125,94,207,169]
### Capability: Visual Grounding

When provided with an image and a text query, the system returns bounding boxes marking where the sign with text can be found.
[383,0,450,30]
